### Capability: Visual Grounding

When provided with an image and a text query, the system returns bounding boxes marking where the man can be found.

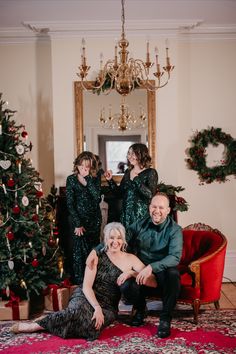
[87,192,183,338]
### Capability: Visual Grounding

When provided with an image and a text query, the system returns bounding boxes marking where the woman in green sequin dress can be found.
[66,152,102,284]
[10,223,157,340]
[105,143,158,229]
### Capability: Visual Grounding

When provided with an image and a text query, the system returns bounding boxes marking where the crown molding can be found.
[0,20,236,44]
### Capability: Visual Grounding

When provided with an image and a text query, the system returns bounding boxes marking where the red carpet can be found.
[0,309,236,353]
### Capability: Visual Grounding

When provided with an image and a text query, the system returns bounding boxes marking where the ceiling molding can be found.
[0,20,236,44]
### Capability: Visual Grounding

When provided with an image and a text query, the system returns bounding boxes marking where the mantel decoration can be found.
[77,0,174,96]
[186,127,236,184]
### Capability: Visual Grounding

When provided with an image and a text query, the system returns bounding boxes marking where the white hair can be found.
[103,222,127,252]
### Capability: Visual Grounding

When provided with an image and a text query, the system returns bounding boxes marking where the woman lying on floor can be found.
[11,222,156,341]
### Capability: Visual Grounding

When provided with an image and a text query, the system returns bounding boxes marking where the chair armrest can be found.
[188,241,227,301]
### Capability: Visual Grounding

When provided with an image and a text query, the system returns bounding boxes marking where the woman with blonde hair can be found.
[11,222,157,340]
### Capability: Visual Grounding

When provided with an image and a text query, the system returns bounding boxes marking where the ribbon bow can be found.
[44,279,73,311]
[5,293,20,320]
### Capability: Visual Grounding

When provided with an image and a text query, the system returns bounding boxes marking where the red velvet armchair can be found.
[146,223,227,323]
[177,223,227,323]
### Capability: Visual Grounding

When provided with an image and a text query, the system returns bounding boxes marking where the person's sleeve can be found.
[150,226,183,273]
[94,243,104,255]
[120,170,134,192]
[126,221,139,253]
[133,169,158,199]
[66,176,81,228]
[85,175,101,201]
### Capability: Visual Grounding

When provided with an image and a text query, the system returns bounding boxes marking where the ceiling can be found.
[0,0,236,41]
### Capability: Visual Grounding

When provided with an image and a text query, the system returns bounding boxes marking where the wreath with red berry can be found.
[186,127,236,184]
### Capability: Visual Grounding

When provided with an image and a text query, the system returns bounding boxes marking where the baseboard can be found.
[223,250,236,282]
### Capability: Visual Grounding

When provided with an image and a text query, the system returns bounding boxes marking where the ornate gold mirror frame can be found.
[74,81,157,171]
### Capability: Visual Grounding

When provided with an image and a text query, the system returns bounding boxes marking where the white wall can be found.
[0,34,235,279]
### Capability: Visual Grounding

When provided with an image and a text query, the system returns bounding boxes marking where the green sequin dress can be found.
[66,174,101,284]
[108,168,158,229]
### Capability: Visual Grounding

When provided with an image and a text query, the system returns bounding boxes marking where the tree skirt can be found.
[0,309,236,353]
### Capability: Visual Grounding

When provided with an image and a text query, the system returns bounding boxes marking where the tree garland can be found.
[186,127,236,184]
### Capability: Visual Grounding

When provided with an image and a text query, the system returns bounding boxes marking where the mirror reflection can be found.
[74,81,157,176]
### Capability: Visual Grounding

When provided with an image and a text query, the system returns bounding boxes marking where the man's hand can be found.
[86,250,98,270]
[136,265,153,285]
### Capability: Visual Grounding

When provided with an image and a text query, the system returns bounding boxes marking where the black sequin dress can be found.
[108,168,158,229]
[37,252,122,340]
[66,174,102,284]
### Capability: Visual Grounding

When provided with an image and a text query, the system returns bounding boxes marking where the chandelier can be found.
[99,98,147,131]
[77,0,174,96]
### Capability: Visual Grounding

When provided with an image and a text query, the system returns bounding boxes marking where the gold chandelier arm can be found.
[146,78,170,91]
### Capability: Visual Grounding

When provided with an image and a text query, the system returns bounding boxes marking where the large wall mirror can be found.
[74,81,157,179]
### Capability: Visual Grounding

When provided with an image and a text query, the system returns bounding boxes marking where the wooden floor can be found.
[119,282,236,314]
[204,282,236,309]
[176,282,236,310]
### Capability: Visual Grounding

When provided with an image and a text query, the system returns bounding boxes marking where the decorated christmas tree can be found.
[0,94,63,302]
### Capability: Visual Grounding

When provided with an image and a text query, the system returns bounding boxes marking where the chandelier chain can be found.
[121,0,125,39]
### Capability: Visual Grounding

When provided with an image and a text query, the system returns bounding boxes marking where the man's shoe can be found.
[157,320,171,338]
[131,310,145,326]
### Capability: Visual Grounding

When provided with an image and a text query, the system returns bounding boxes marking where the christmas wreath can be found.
[186,127,236,184]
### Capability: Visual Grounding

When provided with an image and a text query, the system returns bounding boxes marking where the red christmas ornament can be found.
[53,227,59,236]
[21,131,28,138]
[31,258,39,267]
[48,236,56,247]
[7,178,15,187]
[12,205,20,214]
[32,214,39,222]
[6,231,14,241]
[36,190,43,198]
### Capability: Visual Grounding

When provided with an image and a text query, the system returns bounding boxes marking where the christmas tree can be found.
[0,94,63,301]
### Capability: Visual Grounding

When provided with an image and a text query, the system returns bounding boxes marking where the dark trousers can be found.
[120,267,181,322]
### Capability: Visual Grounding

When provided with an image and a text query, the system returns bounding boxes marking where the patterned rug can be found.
[0,309,236,353]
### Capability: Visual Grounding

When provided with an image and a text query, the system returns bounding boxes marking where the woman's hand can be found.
[117,270,134,286]
[91,306,104,330]
[104,170,113,180]
[78,165,90,177]
[74,226,86,236]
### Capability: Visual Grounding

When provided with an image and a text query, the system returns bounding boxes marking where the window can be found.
[98,135,141,171]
